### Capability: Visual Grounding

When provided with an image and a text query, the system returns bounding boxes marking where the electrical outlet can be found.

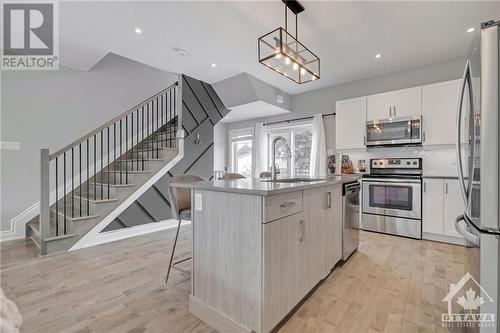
[0,141,20,151]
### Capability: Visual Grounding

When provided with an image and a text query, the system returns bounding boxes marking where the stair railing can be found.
[39,81,179,254]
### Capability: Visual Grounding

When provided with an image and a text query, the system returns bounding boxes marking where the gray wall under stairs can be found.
[104,75,229,231]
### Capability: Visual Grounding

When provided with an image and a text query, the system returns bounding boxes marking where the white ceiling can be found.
[220,100,290,123]
[60,1,500,95]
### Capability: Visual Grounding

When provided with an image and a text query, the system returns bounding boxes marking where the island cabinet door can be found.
[325,184,343,269]
[303,187,330,289]
[262,212,305,333]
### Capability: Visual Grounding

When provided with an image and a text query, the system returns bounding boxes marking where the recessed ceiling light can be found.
[135,27,142,34]
[211,63,217,68]
[467,27,475,33]
[172,47,188,56]
[375,53,382,59]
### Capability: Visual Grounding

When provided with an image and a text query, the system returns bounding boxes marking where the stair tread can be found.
[88,182,137,188]
[72,196,118,203]
[102,170,150,174]
[50,210,99,221]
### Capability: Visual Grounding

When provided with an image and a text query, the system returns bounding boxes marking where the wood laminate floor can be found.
[1,228,467,333]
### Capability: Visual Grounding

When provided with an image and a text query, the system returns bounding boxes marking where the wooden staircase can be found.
[29,82,180,255]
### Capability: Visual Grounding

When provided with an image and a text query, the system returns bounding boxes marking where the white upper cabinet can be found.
[366,86,422,121]
[422,79,461,146]
[335,96,366,150]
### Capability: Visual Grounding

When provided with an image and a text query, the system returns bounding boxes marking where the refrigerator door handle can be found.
[455,215,480,246]
[455,60,472,205]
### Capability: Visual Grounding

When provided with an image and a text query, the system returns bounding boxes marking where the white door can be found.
[367,86,422,121]
[335,97,366,149]
[422,79,461,146]
[422,179,444,235]
[366,93,391,121]
[443,179,465,239]
[391,86,422,118]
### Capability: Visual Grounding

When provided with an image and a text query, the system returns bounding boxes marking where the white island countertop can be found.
[171,174,361,196]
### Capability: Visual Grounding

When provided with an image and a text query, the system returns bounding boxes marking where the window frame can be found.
[265,120,313,178]
[228,127,254,177]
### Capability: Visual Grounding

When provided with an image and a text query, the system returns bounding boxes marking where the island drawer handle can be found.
[299,220,305,242]
[280,202,296,208]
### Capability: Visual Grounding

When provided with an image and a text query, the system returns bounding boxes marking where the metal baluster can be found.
[94,134,96,200]
[63,152,67,235]
[55,156,59,236]
[142,106,145,170]
[136,110,139,171]
[87,138,89,215]
[156,97,159,158]
[120,119,123,184]
[125,115,128,184]
[131,112,134,171]
[107,127,110,199]
[113,123,116,185]
[79,143,82,217]
[101,130,103,199]
[147,102,150,159]
[169,90,172,147]
[71,147,74,218]
[161,94,164,148]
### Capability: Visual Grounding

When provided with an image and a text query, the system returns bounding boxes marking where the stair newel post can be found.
[39,148,50,255]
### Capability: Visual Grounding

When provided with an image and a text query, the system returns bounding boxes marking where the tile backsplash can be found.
[338,145,458,177]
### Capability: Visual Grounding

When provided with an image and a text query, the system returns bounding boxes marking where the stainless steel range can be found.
[362,158,422,239]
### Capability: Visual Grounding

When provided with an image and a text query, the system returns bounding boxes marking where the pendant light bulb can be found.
[275,53,282,59]
[293,63,299,71]
[300,67,306,75]
[285,57,291,65]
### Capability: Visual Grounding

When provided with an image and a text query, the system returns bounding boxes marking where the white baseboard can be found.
[69,219,190,250]
[422,232,466,246]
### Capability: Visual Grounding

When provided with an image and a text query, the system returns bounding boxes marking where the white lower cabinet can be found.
[422,178,465,244]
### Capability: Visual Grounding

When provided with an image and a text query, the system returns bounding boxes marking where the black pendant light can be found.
[258,0,320,84]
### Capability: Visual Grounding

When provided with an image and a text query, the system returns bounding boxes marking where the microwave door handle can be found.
[455,215,480,246]
[456,60,471,204]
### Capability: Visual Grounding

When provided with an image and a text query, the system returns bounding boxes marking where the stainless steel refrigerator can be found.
[455,20,500,333]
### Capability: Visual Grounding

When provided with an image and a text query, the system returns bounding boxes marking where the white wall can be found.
[213,122,228,171]
[224,56,465,133]
[0,53,177,232]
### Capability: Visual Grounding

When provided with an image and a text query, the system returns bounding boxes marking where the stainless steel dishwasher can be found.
[342,181,360,260]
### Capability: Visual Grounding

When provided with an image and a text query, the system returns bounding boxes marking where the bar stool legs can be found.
[165,219,192,285]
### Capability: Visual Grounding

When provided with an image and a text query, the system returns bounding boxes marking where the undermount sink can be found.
[261,178,326,183]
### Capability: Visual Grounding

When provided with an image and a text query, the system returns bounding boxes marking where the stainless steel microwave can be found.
[365,116,422,147]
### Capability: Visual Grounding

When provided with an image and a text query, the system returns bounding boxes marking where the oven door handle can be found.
[363,178,422,184]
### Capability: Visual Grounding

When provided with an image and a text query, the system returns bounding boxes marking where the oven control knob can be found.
[407,161,411,165]
[413,161,417,165]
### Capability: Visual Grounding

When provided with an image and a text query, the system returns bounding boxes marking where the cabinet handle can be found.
[394,106,396,117]
[424,182,426,193]
[363,136,367,145]
[299,220,305,242]
[389,106,392,118]
[280,201,296,208]
[327,192,332,208]
[445,182,449,195]
[423,131,426,142]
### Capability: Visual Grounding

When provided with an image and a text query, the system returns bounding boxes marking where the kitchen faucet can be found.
[271,136,292,180]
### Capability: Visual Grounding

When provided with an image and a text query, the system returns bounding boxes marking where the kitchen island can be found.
[172,175,360,333]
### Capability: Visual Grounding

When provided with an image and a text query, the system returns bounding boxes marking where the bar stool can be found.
[222,172,245,180]
[165,174,203,285]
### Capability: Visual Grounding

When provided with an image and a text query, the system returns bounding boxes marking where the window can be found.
[229,128,253,177]
[266,122,313,177]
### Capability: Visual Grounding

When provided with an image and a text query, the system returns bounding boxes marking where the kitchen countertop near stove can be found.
[171,174,362,196]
